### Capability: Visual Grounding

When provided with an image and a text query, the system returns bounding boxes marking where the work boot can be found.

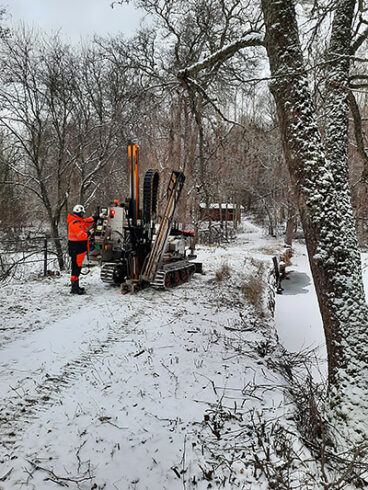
[70,280,85,295]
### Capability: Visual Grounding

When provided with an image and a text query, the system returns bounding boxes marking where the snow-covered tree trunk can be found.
[261,0,368,441]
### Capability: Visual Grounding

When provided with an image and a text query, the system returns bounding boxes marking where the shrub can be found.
[241,261,266,314]
[215,264,231,282]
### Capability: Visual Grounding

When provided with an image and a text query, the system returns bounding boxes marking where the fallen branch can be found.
[27,460,94,486]
[0,468,13,481]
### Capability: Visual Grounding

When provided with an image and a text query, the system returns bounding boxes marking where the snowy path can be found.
[0,224,289,490]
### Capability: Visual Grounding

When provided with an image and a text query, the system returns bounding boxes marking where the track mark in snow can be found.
[0,310,139,448]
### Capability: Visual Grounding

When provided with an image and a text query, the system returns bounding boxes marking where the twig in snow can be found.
[182,434,187,489]
[76,440,86,473]
[171,466,181,479]
[98,416,128,430]
[9,385,23,397]
[0,468,13,481]
[27,460,94,485]
[194,372,217,395]
[23,464,36,486]
[161,361,179,395]
[91,367,104,385]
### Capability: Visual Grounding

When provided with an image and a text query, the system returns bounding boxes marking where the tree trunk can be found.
[285,210,297,247]
[261,0,368,441]
[284,216,297,248]
[50,218,65,271]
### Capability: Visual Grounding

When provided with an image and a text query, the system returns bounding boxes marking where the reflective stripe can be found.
[76,252,86,267]
[69,226,87,241]
[69,233,83,240]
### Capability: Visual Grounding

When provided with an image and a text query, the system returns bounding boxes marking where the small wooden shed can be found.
[199,203,241,222]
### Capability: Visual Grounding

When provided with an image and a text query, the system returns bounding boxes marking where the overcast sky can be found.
[3,0,144,43]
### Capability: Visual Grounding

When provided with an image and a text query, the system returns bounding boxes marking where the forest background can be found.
[0,0,343,261]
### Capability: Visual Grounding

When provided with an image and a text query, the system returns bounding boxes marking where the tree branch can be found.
[351,26,368,54]
[177,32,264,80]
[348,91,368,181]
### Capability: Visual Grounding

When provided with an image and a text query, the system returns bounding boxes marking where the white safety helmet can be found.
[73,204,85,214]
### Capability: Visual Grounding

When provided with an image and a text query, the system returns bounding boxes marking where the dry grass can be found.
[241,260,266,314]
[259,247,282,256]
[282,247,293,266]
[215,264,231,282]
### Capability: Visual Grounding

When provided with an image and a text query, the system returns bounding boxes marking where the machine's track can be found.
[151,261,196,289]
[143,169,160,223]
[100,262,126,285]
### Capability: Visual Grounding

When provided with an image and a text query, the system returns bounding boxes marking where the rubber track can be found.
[152,263,196,289]
[143,169,159,223]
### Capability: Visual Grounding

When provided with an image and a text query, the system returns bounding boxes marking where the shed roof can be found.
[199,203,243,209]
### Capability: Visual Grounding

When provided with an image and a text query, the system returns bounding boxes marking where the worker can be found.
[67,204,95,295]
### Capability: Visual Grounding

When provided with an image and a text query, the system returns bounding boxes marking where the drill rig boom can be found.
[91,142,200,291]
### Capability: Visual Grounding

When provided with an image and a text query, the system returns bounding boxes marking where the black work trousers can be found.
[68,240,88,280]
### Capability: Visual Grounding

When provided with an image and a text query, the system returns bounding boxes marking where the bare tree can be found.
[117,1,266,239]
[0,30,79,269]
[0,134,22,227]
[67,42,130,208]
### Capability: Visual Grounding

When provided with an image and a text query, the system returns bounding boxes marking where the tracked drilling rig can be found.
[90,142,200,292]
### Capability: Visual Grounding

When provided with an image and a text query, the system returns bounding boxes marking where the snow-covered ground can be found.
[1,221,365,489]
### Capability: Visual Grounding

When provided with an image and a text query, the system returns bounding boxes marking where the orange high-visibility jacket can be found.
[67,213,94,242]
